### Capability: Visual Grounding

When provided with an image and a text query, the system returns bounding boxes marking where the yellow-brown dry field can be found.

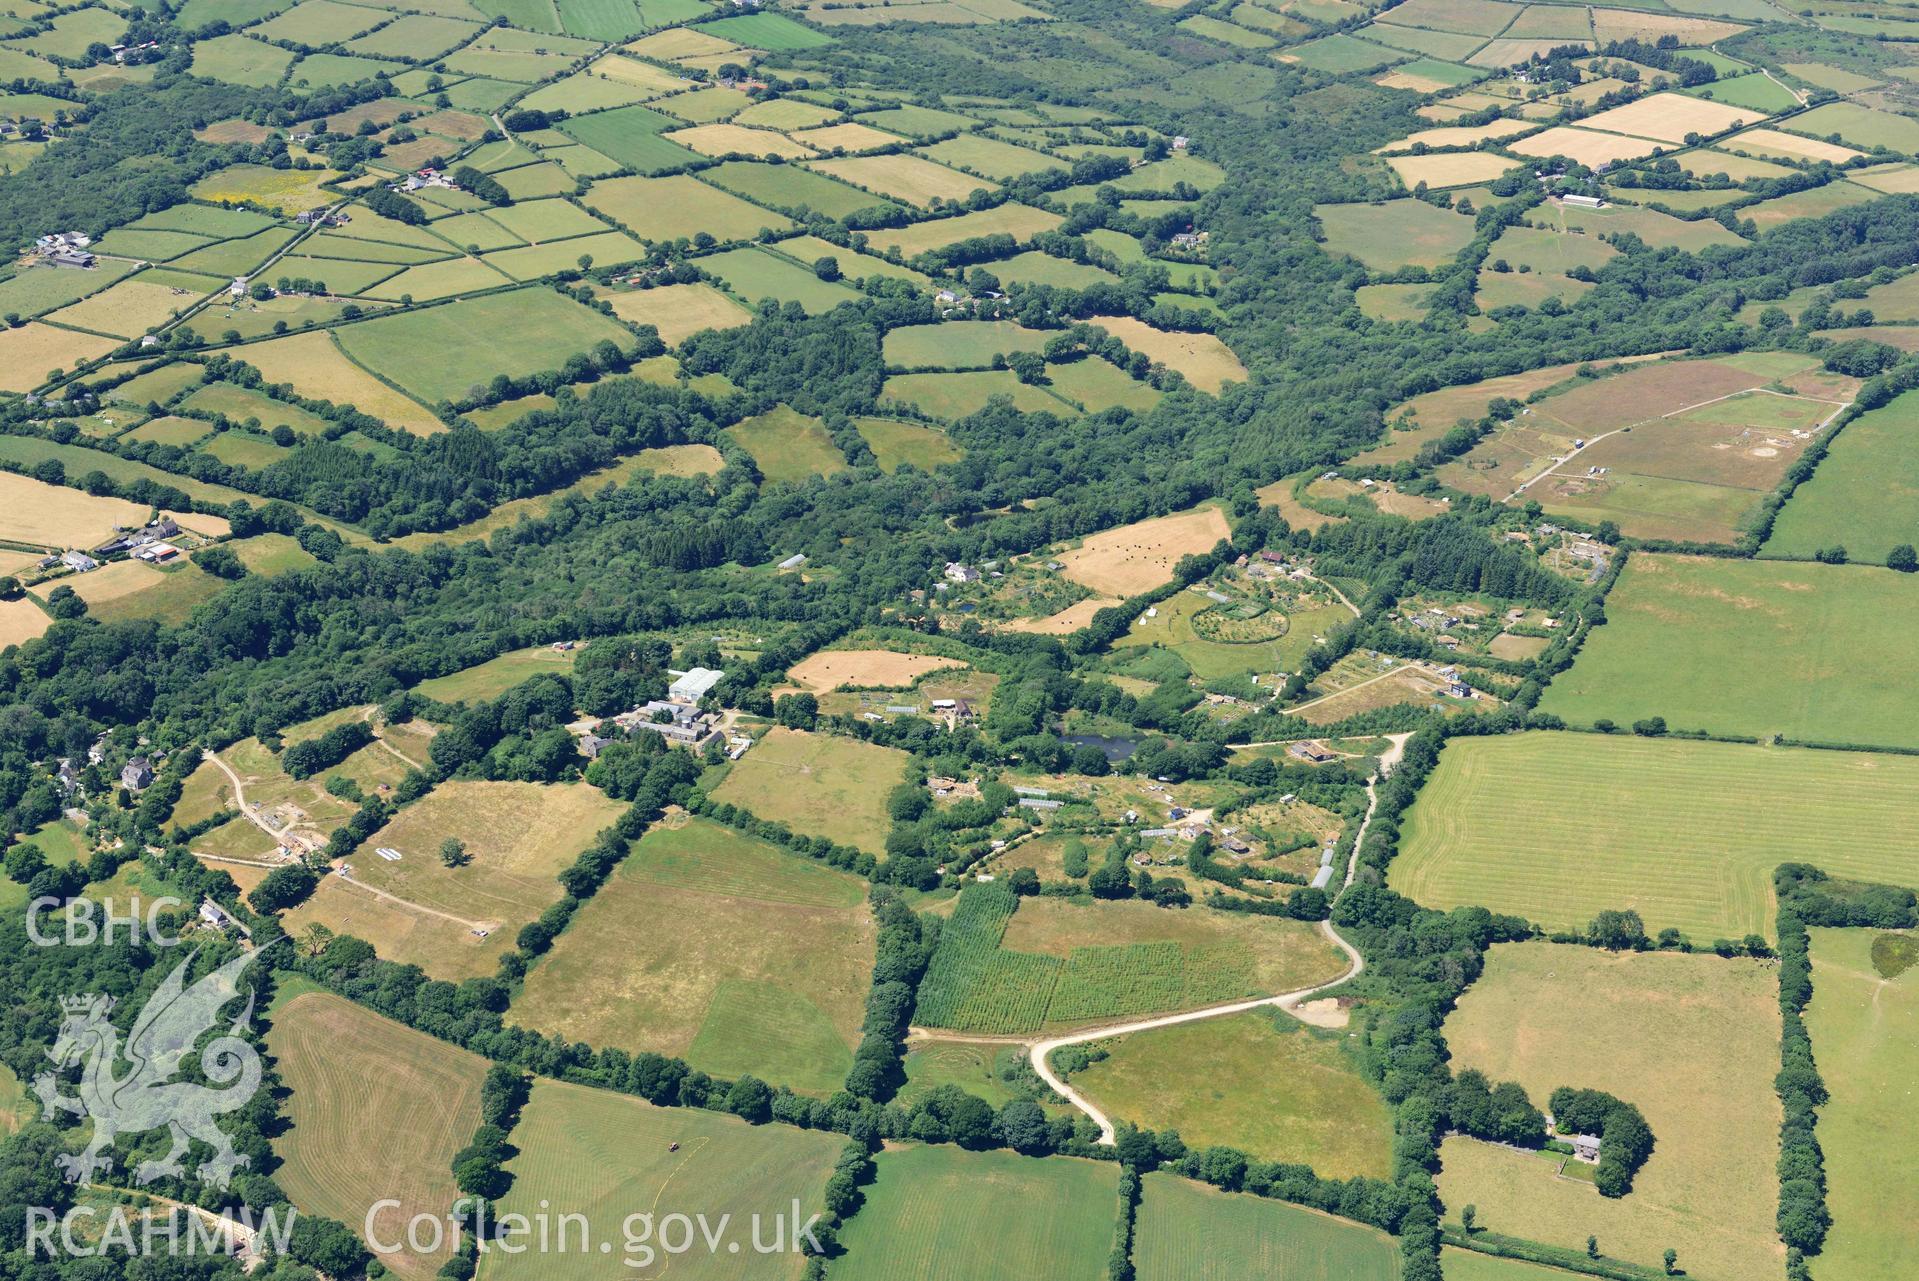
[1056,505,1232,598]
[47,279,201,339]
[1440,943,1785,1281]
[785,649,969,693]
[1509,126,1666,166]
[0,597,50,648]
[42,559,165,606]
[1000,596,1119,634]
[1384,151,1518,190]
[0,472,149,547]
[665,124,818,160]
[808,154,996,207]
[236,331,444,435]
[1720,128,1863,164]
[0,323,119,392]
[789,122,905,153]
[1591,8,1745,45]
[599,282,753,345]
[1087,315,1247,393]
[1578,92,1765,144]
[1377,120,1536,153]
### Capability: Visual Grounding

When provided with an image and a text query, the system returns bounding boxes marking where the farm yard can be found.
[1440,943,1784,1281]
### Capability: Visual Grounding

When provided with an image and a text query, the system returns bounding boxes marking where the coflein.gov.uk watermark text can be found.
[368,1198,825,1270]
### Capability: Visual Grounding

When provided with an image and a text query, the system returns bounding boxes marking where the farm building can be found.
[667,667,725,704]
[120,758,154,791]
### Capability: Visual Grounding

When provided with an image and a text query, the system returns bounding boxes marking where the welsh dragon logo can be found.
[34,948,266,1189]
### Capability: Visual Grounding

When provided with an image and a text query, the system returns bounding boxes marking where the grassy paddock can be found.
[709,727,909,855]
[486,1079,845,1281]
[1803,926,1919,1280]
[268,990,487,1280]
[1539,553,1919,749]
[1133,1172,1399,1281]
[1069,1010,1394,1178]
[1439,943,1783,1281]
[831,1145,1117,1281]
[1393,730,1919,942]
[510,816,874,1094]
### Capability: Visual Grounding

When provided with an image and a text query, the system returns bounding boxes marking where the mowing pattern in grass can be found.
[832,1145,1116,1281]
[1440,943,1783,1281]
[1538,553,1919,750]
[488,1079,845,1281]
[269,990,486,1280]
[1803,926,1919,1281]
[1133,1172,1399,1281]
[1392,731,1919,942]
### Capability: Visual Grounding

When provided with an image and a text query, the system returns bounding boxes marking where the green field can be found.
[883,320,1052,369]
[1539,553,1919,748]
[700,11,834,47]
[1315,198,1477,270]
[584,173,795,243]
[700,159,898,220]
[1280,32,1409,74]
[855,416,963,471]
[1133,1172,1399,1281]
[1068,1010,1394,1178]
[1764,391,1919,565]
[1440,943,1782,1281]
[1393,731,1919,942]
[181,382,332,436]
[556,104,699,174]
[486,1079,845,1281]
[832,1145,1116,1281]
[269,989,487,1279]
[1803,926,1919,1280]
[916,885,1345,1034]
[510,816,874,1095]
[723,405,849,483]
[333,289,637,404]
[695,245,863,313]
[414,644,577,702]
[1114,588,1349,681]
[882,369,1076,419]
[709,726,908,855]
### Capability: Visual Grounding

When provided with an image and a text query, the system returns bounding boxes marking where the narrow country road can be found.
[1027,731,1410,1143]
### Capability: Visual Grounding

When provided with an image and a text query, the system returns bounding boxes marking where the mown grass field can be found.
[709,727,908,855]
[1314,198,1476,270]
[1114,587,1350,680]
[484,1079,845,1281]
[268,988,487,1280]
[0,471,148,548]
[854,417,963,471]
[1392,731,1919,942]
[509,816,875,1095]
[1538,554,1919,749]
[413,644,576,703]
[1069,1010,1394,1178]
[1803,927,1919,1281]
[832,1145,1116,1281]
[1765,389,1919,565]
[1133,1172,1399,1281]
[1439,943,1784,1281]
[916,886,1346,1034]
